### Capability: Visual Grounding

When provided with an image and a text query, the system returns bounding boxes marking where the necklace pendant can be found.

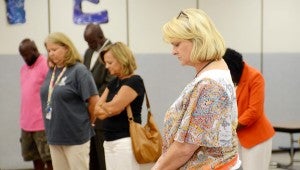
[45,105,52,120]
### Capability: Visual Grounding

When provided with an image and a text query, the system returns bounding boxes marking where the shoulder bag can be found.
[126,91,162,164]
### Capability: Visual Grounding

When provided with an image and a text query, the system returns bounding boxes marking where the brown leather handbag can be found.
[126,92,162,164]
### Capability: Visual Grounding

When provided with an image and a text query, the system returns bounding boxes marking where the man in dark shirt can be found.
[83,23,114,170]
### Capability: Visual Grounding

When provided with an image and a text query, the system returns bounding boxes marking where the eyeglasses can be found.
[177,11,188,19]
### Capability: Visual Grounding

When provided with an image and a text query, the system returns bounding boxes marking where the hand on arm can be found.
[94,85,138,120]
[95,102,111,120]
[94,88,110,120]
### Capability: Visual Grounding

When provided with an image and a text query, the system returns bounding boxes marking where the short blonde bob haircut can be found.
[162,8,226,62]
[44,32,82,68]
[100,42,137,76]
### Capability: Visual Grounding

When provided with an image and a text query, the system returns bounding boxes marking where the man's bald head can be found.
[84,24,106,51]
[19,38,40,66]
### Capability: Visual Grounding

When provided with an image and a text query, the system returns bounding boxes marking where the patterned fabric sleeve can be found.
[174,78,233,147]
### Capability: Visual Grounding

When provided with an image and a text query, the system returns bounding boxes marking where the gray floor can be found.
[270,152,300,170]
[1,152,300,170]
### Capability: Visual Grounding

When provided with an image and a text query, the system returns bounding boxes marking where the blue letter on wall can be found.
[74,0,108,24]
[6,0,26,24]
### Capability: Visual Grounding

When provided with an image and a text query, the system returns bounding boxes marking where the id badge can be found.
[46,106,52,120]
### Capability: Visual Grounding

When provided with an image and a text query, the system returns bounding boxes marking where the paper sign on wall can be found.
[73,0,109,24]
[5,0,108,25]
[6,0,26,24]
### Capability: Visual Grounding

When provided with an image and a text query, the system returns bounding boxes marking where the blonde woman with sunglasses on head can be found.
[152,8,241,170]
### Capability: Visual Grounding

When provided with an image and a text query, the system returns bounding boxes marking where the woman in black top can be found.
[94,42,145,170]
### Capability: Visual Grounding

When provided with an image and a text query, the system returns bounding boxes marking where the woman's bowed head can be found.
[163,8,225,68]
[152,8,240,170]
[94,42,138,120]
[93,42,145,170]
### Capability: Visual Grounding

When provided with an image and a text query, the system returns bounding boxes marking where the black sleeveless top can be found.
[103,75,145,141]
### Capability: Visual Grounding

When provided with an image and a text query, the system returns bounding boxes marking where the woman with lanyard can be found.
[40,32,99,170]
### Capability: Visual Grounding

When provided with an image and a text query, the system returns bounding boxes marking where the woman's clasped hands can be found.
[94,101,111,120]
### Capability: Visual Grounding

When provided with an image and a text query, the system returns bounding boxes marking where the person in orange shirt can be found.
[223,48,275,170]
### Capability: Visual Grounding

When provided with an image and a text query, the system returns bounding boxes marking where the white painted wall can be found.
[0,0,49,55]
[264,0,300,53]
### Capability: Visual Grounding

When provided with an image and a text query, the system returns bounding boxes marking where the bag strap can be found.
[145,90,151,112]
[126,105,134,120]
[127,89,151,121]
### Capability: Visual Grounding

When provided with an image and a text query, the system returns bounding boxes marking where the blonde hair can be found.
[44,32,82,68]
[101,42,137,76]
[162,8,225,62]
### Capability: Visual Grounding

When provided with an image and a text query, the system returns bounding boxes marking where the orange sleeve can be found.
[238,71,265,126]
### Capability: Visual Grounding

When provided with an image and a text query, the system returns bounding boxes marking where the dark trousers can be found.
[90,129,106,170]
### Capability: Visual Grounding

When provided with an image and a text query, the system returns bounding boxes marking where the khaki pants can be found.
[49,141,90,170]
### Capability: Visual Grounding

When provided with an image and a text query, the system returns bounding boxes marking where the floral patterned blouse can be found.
[163,70,239,169]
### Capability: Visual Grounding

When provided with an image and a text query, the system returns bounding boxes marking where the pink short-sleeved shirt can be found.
[20,55,48,131]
